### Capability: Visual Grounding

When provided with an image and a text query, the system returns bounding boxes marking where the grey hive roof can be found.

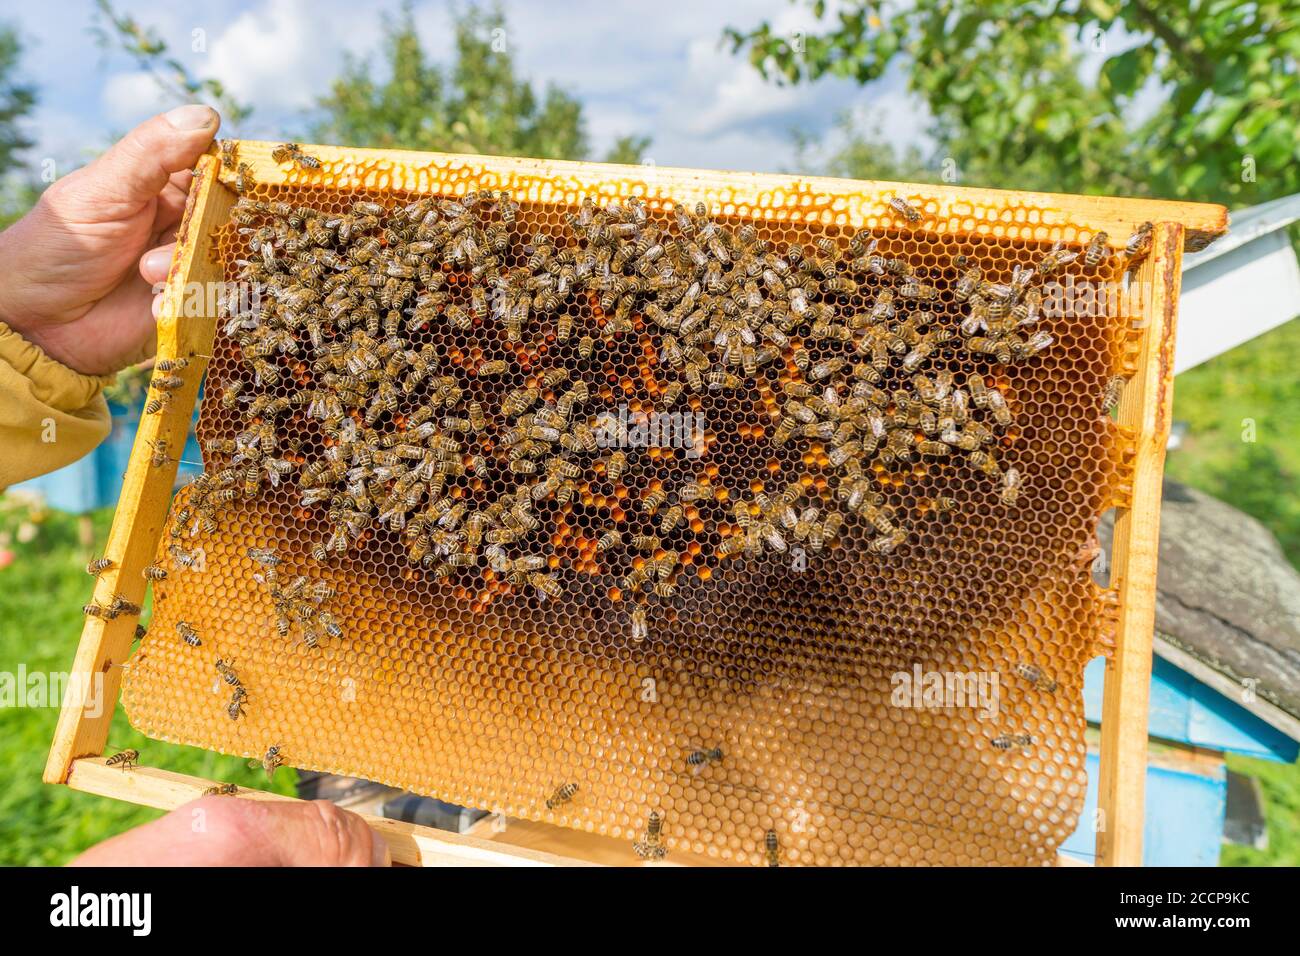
[1099,480,1300,722]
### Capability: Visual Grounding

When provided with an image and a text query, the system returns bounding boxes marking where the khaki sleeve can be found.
[0,320,115,490]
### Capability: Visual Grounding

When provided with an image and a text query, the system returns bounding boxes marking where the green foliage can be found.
[0,24,35,178]
[313,3,648,163]
[92,0,252,125]
[725,1,1300,203]
[1165,317,1300,568]
[0,502,296,865]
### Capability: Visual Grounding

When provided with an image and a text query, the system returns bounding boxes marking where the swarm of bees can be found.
[196,187,1090,643]
[248,547,343,650]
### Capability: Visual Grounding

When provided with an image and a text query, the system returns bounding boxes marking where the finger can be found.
[151,174,194,235]
[271,800,390,867]
[70,798,390,867]
[79,105,220,211]
[140,242,177,286]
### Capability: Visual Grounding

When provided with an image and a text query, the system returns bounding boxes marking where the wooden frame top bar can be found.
[219,140,1229,253]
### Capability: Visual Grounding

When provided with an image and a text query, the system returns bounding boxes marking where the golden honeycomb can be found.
[121,146,1149,866]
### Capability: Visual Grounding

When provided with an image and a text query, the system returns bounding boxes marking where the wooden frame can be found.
[45,143,1226,866]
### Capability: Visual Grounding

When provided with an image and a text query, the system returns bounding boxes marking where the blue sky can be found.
[5,0,933,177]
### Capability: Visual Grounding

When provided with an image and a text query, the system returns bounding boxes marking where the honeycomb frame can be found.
[46,142,1227,867]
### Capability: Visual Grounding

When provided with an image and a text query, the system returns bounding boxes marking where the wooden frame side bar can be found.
[66,759,592,867]
[1095,222,1186,866]
[44,156,231,784]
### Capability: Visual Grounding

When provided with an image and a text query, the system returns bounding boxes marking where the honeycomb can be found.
[121,146,1152,866]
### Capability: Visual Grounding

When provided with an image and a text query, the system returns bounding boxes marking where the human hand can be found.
[0,104,221,377]
[68,796,392,867]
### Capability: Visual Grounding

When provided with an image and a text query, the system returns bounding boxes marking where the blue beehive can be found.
[13,398,203,512]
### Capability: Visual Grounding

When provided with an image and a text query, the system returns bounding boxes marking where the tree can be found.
[313,4,649,163]
[0,24,37,227]
[0,25,34,178]
[725,1,1300,204]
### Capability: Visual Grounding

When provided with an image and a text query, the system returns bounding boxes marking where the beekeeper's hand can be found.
[68,796,392,867]
[0,105,220,377]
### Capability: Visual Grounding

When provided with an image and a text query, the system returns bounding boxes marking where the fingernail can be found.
[371,836,391,867]
[165,104,216,131]
[143,247,172,276]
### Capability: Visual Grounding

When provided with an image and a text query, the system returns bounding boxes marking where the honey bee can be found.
[634,810,667,861]
[992,733,1034,751]
[148,438,169,468]
[235,162,252,194]
[687,746,723,772]
[252,744,284,779]
[203,783,240,796]
[86,557,113,576]
[1100,375,1125,415]
[1084,231,1109,268]
[110,594,140,616]
[106,748,139,770]
[1038,241,1079,276]
[75,599,109,622]
[218,139,238,169]
[630,604,648,642]
[985,387,1012,426]
[144,394,171,415]
[215,658,241,687]
[546,782,579,810]
[176,621,201,646]
[272,142,321,170]
[142,564,167,581]
[1000,467,1023,505]
[888,196,922,223]
[658,504,684,533]
[870,528,907,555]
[1125,221,1153,258]
[169,544,201,569]
[227,686,248,720]
[765,829,780,867]
[1015,662,1058,693]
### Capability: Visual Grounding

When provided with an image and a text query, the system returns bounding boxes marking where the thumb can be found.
[68,796,391,867]
[81,105,220,210]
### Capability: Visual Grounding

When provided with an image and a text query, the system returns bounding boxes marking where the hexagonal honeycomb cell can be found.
[122,145,1146,866]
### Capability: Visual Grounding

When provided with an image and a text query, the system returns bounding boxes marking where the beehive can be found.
[47,142,1227,866]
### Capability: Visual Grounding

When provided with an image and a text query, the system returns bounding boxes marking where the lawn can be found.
[0,502,294,866]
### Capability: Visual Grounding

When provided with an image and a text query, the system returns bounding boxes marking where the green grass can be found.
[0,503,294,866]
[1165,318,1300,567]
[1167,317,1300,866]
[1222,754,1300,866]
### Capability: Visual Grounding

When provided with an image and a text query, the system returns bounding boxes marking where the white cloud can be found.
[202,0,384,115]
[101,71,174,127]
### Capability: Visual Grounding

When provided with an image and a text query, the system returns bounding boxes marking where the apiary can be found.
[46,141,1227,866]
